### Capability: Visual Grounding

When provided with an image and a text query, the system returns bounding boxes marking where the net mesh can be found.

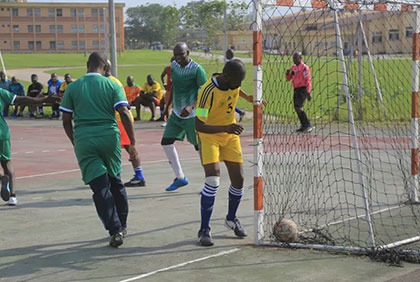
[255,0,420,263]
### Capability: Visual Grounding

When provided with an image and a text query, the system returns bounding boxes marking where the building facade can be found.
[0,0,125,53]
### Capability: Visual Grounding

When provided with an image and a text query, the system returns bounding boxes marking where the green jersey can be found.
[170,59,207,119]
[0,88,15,140]
[59,73,129,142]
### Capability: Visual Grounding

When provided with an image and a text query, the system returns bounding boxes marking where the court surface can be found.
[1,118,420,282]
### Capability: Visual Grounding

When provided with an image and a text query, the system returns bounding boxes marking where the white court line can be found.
[118,248,240,282]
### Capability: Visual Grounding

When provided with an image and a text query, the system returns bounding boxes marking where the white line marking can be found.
[118,248,240,282]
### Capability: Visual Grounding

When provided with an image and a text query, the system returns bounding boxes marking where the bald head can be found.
[173,42,190,66]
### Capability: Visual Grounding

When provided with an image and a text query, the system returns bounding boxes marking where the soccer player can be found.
[161,42,207,192]
[0,88,60,206]
[60,52,138,248]
[286,51,313,133]
[225,48,246,122]
[195,59,248,246]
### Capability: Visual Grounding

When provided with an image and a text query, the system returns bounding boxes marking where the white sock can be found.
[163,144,185,179]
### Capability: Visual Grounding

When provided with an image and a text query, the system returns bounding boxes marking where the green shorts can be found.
[0,139,11,161]
[74,133,122,184]
[162,114,197,146]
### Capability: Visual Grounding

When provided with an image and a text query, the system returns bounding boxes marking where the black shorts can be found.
[293,87,308,108]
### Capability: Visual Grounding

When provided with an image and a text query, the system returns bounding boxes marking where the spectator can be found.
[138,74,164,121]
[46,73,63,119]
[0,71,11,117]
[60,52,137,248]
[27,74,44,118]
[8,77,25,118]
[123,76,142,121]
[0,88,60,206]
[59,73,73,97]
[161,42,207,192]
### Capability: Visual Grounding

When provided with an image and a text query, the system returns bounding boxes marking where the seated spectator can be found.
[8,77,25,117]
[0,71,11,117]
[27,74,44,118]
[139,74,164,121]
[123,76,142,121]
[59,73,73,97]
[46,73,62,119]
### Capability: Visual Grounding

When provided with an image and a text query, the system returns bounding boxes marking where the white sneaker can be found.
[161,122,167,127]
[8,196,18,206]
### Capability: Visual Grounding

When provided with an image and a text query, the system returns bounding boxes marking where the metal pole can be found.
[103,7,108,56]
[109,0,118,77]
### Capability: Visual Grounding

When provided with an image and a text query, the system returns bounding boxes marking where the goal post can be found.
[252,0,420,262]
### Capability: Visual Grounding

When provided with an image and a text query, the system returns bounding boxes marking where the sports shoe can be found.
[122,229,127,237]
[156,116,165,122]
[165,177,188,191]
[303,126,314,133]
[1,175,10,202]
[16,113,23,117]
[124,176,146,187]
[149,117,156,121]
[10,113,17,118]
[198,228,214,246]
[8,196,18,206]
[109,232,124,248]
[238,111,245,122]
[225,217,247,238]
[295,127,305,132]
[29,113,36,118]
[161,122,167,127]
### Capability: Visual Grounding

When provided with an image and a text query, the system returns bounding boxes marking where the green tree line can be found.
[124,0,251,50]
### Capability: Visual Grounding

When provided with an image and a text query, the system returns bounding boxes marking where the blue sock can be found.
[200,182,218,230]
[227,185,243,221]
[134,166,144,180]
[235,107,242,114]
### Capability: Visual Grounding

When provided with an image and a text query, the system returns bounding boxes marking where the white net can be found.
[254,0,420,264]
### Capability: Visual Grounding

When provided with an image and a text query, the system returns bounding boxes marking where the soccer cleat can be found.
[165,177,188,191]
[8,196,18,206]
[161,122,167,127]
[198,228,214,246]
[295,127,305,132]
[238,111,245,122]
[225,217,247,238]
[303,126,314,133]
[149,117,157,121]
[122,229,127,237]
[109,232,124,248]
[124,176,146,187]
[1,175,10,202]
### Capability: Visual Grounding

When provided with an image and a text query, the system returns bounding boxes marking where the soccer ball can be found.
[273,218,298,242]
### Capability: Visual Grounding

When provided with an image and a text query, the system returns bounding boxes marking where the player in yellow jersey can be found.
[195,59,247,246]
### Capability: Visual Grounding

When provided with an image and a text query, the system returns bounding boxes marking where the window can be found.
[49,41,56,49]
[71,41,78,49]
[92,24,98,33]
[93,40,99,49]
[56,9,62,17]
[372,32,382,43]
[389,29,399,41]
[27,25,33,33]
[36,41,41,50]
[91,8,98,17]
[35,25,41,33]
[26,8,33,17]
[305,25,317,31]
[13,41,20,50]
[79,41,86,50]
[49,9,55,17]
[57,25,63,33]
[57,41,64,49]
[71,25,77,33]
[77,8,84,17]
[100,24,105,33]
[70,8,76,17]
[12,8,18,17]
[12,25,19,32]
[79,25,85,33]
[34,8,40,17]
[49,25,55,33]
[406,27,413,38]
[28,41,34,50]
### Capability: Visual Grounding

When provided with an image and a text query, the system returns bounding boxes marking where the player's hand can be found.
[226,123,244,135]
[180,105,193,117]
[45,95,61,103]
[127,145,138,161]
[262,99,268,106]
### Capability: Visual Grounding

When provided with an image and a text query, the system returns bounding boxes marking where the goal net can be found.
[252,0,420,263]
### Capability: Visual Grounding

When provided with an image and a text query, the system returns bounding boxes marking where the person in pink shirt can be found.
[286,51,313,133]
